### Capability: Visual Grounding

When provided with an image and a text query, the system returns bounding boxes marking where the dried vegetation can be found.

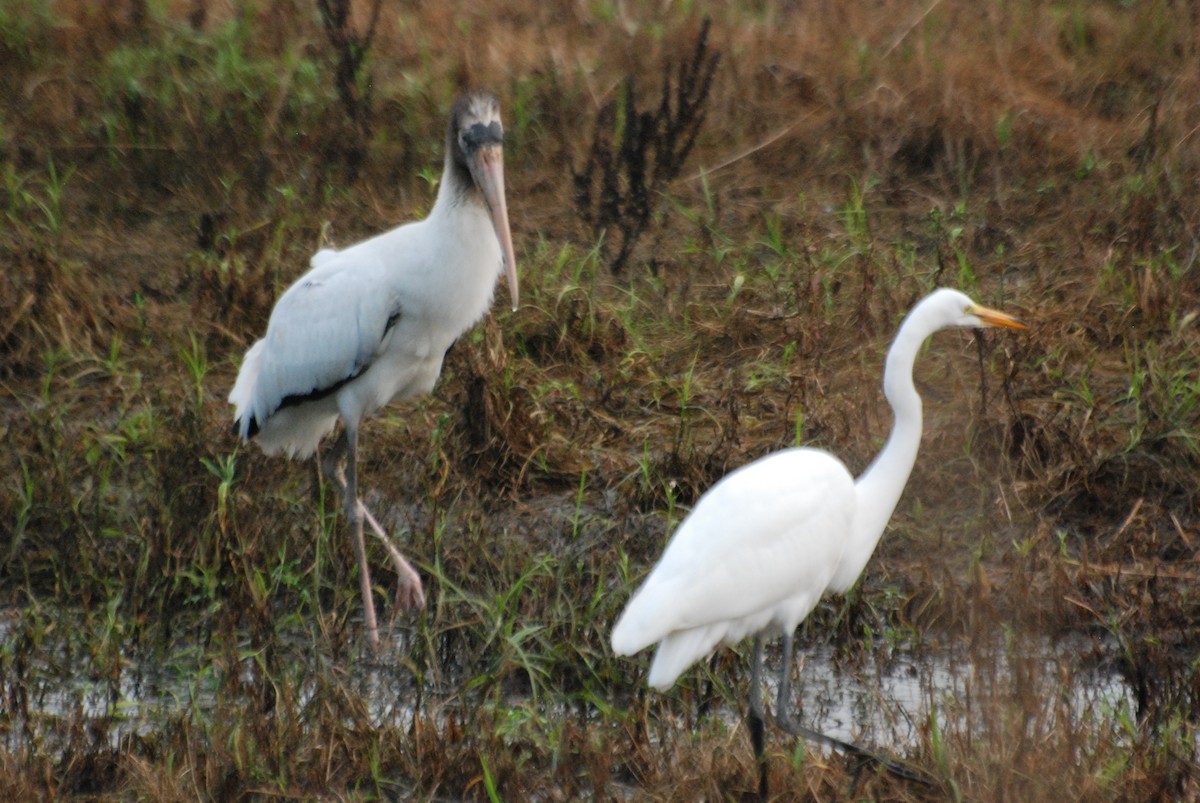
[1,0,1198,800]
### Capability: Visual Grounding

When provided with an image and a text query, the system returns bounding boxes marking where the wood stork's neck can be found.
[434,143,483,215]
[828,308,933,591]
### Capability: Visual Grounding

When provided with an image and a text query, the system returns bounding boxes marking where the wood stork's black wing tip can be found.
[231,417,260,442]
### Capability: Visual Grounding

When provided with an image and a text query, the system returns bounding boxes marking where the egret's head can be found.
[924,288,1027,332]
[449,90,518,311]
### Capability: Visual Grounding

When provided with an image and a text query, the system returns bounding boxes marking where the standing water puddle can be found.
[769,632,1133,749]
[1,610,1133,757]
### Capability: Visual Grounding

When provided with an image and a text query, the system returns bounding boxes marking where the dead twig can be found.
[573,18,720,274]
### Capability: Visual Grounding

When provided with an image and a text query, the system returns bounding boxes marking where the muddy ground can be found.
[1,1,1198,800]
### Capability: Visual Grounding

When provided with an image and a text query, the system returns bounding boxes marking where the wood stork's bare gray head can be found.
[449,90,518,310]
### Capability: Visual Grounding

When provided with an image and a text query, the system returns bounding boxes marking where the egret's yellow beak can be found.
[969,304,1027,330]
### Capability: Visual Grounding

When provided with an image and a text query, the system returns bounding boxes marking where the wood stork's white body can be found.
[229,185,506,459]
[229,91,518,645]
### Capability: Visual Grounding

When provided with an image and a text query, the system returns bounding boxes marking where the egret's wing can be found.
[238,254,400,436]
[611,448,855,657]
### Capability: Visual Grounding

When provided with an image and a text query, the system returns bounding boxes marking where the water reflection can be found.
[774,633,1134,748]
[2,609,1133,758]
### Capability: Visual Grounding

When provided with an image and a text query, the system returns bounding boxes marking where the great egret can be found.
[611,287,1025,789]
[229,90,518,645]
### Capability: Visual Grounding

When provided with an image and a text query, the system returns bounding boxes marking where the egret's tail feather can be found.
[611,613,652,659]
[611,580,683,658]
[645,624,726,691]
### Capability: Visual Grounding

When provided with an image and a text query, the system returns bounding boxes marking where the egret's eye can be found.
[460,121,504,153]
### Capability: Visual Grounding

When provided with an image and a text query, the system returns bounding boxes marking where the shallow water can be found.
[2,607,1132,758]
[772,632,1134,748]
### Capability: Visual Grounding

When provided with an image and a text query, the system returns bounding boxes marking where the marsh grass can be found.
[1,0,1198,799]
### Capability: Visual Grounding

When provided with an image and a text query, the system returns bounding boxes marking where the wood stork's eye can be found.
[460,121,503,153]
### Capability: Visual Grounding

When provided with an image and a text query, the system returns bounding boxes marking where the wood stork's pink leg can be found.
[357,505,425,611]
[322,429,425,646]
[338,426,380,645]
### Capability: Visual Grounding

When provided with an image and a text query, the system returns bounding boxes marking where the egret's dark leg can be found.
[698,652,720,719]
[749,636,768,802]
[773,632,933,787]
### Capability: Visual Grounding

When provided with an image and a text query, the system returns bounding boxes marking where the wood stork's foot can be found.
[392,563,426,612]
[359,502,426,612]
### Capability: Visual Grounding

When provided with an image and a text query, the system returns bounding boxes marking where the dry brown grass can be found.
[1,0,1198,799]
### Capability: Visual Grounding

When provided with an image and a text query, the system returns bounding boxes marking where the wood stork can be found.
[229,90,518,645]
[610,288,1025,792]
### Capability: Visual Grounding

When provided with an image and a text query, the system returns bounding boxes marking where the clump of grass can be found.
[1,1,1199,800]
[573,18,720,274]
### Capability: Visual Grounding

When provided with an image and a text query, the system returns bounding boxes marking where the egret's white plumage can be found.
[611,288,1026,781]
[229,90,518,645]
[611,448,854,688]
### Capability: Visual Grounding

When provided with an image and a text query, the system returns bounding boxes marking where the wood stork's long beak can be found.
[470,144,519,311]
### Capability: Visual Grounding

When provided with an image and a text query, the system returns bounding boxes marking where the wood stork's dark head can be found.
[448,90,518,310]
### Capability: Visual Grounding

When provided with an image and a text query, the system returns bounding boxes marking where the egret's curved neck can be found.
[856,322,926,514]
[829,309,933,591]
